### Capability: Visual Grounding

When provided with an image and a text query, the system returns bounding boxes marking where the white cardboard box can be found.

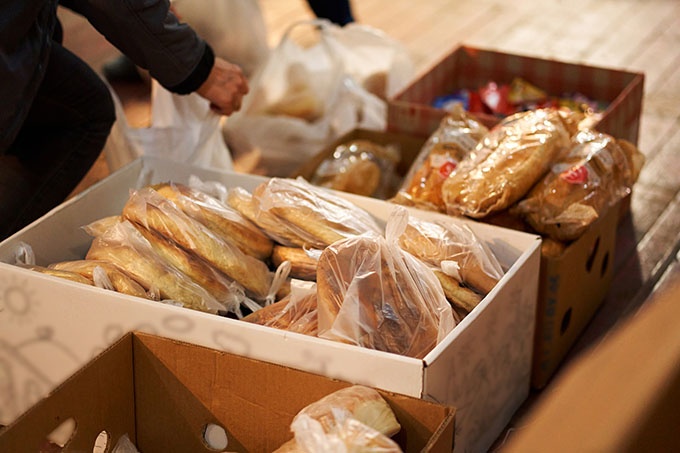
[0,156,541,453]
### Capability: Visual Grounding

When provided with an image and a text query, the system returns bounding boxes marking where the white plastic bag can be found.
[103,80,233,173]
[171,0,270,77]
[326,23,415,100]
[223,20,391,177]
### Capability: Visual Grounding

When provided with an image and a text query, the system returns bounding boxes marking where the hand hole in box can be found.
[560,307,572,336]
[585,237,600,272]
[203,423,228,451]
[600,251,610,278]
[41,417,77,451]
[92,430,109,452]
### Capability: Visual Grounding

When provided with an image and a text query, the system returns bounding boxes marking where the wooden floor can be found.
[60,0,680,449]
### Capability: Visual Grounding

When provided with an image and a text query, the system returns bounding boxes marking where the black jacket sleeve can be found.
[63,0,213,93]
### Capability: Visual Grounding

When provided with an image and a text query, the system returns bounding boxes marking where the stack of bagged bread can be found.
[16,175,505,359]
[393,106,646,253]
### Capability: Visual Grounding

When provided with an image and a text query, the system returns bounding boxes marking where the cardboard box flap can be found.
[135,332,456,452]
[0,334,137,452]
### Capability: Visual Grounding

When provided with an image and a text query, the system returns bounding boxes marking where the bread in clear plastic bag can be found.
[316,207,455,359]
[514,129,645,241]
[398,215,504,314]
[49,259,150,300]
[152,181,274,260]
[442,108,574,218]
[86,220,225,314]
[242,280,318,336]
[393,104,488,212]
[275,385,402,452]
[231,177,383,250]
[310,139,401,199]
[122,187,274,301]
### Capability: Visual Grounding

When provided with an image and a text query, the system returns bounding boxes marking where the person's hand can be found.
[196,57,249,116]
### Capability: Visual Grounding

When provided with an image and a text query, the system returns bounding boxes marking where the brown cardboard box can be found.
[503,275,680,452]
[387,45,644,145]
[0,332,455,452]
[531,201,620,388]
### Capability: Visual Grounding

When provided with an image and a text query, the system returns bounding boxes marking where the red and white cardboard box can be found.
[388,45,644,144]
[0,156,541,453]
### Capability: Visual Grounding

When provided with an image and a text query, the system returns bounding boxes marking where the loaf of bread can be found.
[152,182,274,260]
[514,129,645,241]
[242,281,318,336]
[253,177,383,249]
[274,385,402,453]
[310,139,401,199]
[122,187,273,300]
[49,259,149,299]
[394,104,488,211]
[131,223,250,315]
[19,264,94,286]
[86,220,224,313]
[398,216,503,296]
[316,234,455,359]
[442,108,573,218]
[227,186,307,247]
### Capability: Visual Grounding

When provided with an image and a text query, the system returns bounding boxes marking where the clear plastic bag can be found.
[228,177,382,250]
[122,187,274,302]
[223,20,397,177]
[86,220,225,314]
[442,108,574,218]
[514,129,645,241]
[316,207,456,359]
[393,104,488,212]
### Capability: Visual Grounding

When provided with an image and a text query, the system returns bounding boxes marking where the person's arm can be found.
[63,0,247,113]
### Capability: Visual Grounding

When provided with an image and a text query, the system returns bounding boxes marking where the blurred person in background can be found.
[0,0,249,240]
[102,0,356,82]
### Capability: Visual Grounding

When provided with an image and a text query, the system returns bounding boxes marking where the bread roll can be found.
[398,216,503,295]
[311,140,400,199]
[122,187,273,300]
[316,234,455,359]
[152,182,273,260]
[274,385,402,453]
[442,108,572,218]
[270,245,319,281]
[514,130,645,241]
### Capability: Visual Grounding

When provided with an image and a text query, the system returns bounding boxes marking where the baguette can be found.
[49,259,148,299]
[254,177,382,249]
[122,187,273,300]
[86,220,224,313]
[152,182,273,260]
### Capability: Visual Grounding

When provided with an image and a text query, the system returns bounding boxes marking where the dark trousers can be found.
[0,40,115,240]
[306,0,354,26]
